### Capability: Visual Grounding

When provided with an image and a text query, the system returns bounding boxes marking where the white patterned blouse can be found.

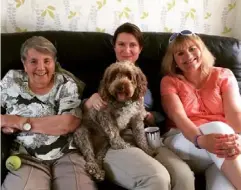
[1,70,82,160]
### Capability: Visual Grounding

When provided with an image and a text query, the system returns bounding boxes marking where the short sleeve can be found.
[160,76,178,96]
[144,88,153,110]
[0,70,16,108]
[57,77,82,118]
[219,68,239,93]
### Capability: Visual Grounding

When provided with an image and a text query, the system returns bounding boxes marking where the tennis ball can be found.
[5,155,22,171]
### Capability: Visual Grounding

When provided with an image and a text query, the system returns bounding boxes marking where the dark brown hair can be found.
[113,22,144,47]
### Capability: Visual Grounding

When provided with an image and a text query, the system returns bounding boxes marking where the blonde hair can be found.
[161,34,215,77]
[21,36,85,96]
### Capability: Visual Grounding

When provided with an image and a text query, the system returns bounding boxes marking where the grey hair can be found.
[20,36,57,62]
[21,36,85,96]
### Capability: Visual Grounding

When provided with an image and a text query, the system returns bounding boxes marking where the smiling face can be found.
[23,48,55,93]
[114,32,142,63]
[173,41,202,74]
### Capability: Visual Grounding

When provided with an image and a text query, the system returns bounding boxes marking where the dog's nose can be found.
[117,85,124,92]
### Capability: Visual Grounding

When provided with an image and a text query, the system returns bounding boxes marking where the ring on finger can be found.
[229,148,236,155]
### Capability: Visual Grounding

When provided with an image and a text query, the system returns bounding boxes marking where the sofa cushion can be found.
[1,31,241,189]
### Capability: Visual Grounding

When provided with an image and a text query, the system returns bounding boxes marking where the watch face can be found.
[23,123,31,131]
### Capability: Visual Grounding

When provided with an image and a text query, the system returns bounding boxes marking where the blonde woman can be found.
[161,30,241,190]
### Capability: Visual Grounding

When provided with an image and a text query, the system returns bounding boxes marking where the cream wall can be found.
[1,0,240,39]
[232,0,241,39]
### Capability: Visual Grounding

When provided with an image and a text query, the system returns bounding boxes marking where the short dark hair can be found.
[113,22,144,47]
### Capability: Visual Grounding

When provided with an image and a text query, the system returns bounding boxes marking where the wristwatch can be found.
[22,118,32,131]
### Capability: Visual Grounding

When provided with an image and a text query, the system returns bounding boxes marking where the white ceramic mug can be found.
[145,127,161,149]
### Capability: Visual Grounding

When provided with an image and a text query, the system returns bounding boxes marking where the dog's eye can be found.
[126,72,132,80]
[109,75,115,82]
[109,71,118,82]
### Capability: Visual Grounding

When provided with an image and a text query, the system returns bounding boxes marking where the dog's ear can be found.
[98,79,108,101]
[132,67,148,101]
[99,64,113,101]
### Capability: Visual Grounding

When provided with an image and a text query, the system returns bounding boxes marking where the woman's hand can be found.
[1,114,26,134]
[197,134,226,154]
[214,134,241,159]
[144,112,155,126]
[84,93,107,111]
[1,127,17,134]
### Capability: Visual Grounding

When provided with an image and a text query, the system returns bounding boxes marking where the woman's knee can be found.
[104,147,171,189]
[199,121,234,135]
[136,164,171,190]
[2,164,51,190]
[151,161,171,185]
[199,122,236,169]
[53,152,96,190]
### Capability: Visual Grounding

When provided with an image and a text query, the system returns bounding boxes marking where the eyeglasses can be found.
[168,30,195,44]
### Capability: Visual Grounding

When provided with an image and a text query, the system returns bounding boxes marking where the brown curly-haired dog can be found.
[73,61,156,181]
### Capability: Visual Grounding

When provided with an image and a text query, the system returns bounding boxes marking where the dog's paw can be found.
[111,142,131,149]
[123,143,132,149]
[85,162,105,181]
[85,162,100,175]
[93,169,105,181]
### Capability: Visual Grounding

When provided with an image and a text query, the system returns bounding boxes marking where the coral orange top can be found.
[160,67,238,128]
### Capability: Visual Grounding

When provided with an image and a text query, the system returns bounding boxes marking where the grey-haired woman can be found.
[1,36,96,190]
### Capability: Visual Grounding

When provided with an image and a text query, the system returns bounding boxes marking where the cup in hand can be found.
[145,127,161,149]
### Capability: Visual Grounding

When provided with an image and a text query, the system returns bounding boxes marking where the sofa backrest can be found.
[1,31,241,114]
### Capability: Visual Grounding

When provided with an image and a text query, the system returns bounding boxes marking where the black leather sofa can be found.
[1,31,241,190]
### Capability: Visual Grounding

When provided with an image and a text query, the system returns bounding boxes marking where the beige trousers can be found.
[1,151,96,190]
[103,146,195,190]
